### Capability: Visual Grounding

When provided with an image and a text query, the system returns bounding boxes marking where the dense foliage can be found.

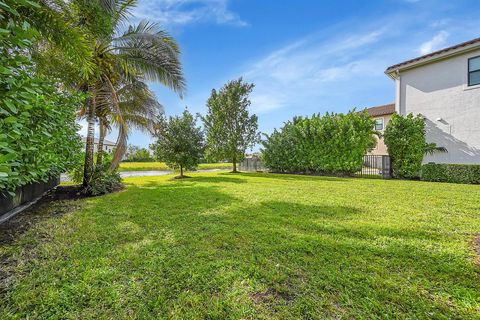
[383,113,438,179]
[152,109,204,177]
[85,163,123,196]
[421,163,480,184]
[262,111,376,174]
[0,1,82,194]
[124,145,153,162]
[203,78,259,172]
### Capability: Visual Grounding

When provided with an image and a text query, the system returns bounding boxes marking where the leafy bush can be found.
[0,7,82,194]
[123,145,153,162]
[262,111,376,175]
[384,113,444,179]
[421,163,480,184]
[70,152,113,184]
[151,109,204,177]
[85,164,123,196]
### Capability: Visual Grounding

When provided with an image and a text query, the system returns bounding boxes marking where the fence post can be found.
[382,155,392,179]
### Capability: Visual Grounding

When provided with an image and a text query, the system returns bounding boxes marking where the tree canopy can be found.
[203,78,259,172]
[152,109,204,178]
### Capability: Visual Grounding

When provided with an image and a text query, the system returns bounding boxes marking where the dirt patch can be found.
[250,287,295,305]
[169,175,192,180]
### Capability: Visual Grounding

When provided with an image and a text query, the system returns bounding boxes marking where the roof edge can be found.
[385,36,480,75]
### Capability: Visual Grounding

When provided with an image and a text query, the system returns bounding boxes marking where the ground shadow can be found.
[225,172,352,183]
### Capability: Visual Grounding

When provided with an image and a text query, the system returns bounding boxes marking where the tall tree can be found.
[91,77,163,167]
[77,2,185,186]
[203,78,259,172]
[152,109,204,178]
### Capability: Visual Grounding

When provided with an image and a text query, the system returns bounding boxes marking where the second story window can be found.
[375,118,384,131]
[468,56,480,86]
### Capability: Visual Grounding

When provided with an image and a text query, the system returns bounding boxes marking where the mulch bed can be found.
[0,185,88,294]
[0,185,86,246]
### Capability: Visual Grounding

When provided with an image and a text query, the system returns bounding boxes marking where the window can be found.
[468,56,480,86]
[374,118,384,131]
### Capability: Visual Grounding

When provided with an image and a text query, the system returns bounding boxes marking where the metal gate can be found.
[356,155,392,179]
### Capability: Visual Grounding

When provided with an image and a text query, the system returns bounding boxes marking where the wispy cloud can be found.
[241,26,392,114]
[418,30,449,55]
[132,0,247,27]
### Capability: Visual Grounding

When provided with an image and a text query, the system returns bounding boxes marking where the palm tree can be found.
[93,77,163,168]
[80,2,185,186]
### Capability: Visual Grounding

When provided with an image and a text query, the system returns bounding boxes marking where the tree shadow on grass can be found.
[156,197,476,318]
[5,180,478,319]
[231,172,352,183]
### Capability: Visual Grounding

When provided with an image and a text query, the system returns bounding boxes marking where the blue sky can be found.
[89,0,480,149]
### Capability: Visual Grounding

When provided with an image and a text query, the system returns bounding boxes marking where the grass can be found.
[118,162,233,172]
[1,172,480,319]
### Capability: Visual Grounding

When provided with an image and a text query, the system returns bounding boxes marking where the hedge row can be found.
[421,163,480,184]
[262,111,376,174]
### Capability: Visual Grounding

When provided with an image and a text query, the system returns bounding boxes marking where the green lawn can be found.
[118,161,233,172]
[1,172,480,319]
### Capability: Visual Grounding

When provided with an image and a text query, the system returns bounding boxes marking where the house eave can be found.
[385,41,480,77]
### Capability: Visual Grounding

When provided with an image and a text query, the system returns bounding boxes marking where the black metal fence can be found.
[240,155,392,179]
[356,155,392,179]
[239,157,266,172]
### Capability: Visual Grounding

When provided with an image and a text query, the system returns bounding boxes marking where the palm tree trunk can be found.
[96,118,106,167]
[83,92,96,187]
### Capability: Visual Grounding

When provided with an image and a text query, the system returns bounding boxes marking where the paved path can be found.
[61,169,226,182]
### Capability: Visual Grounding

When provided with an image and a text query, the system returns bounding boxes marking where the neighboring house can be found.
[81,137,117,154]
[385,37,480,164]
[364,103,395,156]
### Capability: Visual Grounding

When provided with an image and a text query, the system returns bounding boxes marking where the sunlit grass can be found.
[1,172,480,318]
[118,161,233,172]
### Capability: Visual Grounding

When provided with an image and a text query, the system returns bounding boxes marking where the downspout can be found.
[395,69,402,115]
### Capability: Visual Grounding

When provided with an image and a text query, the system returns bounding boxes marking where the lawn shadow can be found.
[233,172,352,182]
[188,175,248,184]
[201,199,479,316]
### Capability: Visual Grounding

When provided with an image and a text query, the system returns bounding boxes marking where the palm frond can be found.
[111,21,186,96]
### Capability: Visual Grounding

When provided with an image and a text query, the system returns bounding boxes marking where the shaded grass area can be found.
[118,162,233,172]
[1,172,480,318]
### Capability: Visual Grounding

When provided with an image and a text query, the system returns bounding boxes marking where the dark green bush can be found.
[262,111,376,175]
[85,164,123,196]
[384,113,430,179]
[70,152,114,184]
[0,7,83,194]
[421,163,480,184]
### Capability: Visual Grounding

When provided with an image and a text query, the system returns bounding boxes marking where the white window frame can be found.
[374,117,384,131]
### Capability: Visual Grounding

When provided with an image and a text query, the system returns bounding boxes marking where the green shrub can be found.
[0,8,83,194]
[421,163,480,184]
[262,111,376,175]
[85,164,123,196]
[384,114,428,179]
[70,152,114,184]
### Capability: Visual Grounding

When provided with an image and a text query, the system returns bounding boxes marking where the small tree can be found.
[384,113,445,179]
[152,109,204,178]
[203,78,260,172]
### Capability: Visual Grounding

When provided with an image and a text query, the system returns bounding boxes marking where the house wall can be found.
[398,48,480,164]
[81,143,116,153]
[368,113,393,155]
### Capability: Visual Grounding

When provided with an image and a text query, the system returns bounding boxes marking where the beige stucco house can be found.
[364,103,395,156]
[385,37,480,164]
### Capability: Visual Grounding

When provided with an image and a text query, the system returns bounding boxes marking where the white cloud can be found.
[418,30,449,55]
[132,0,247,27]
[241,27,391,114]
